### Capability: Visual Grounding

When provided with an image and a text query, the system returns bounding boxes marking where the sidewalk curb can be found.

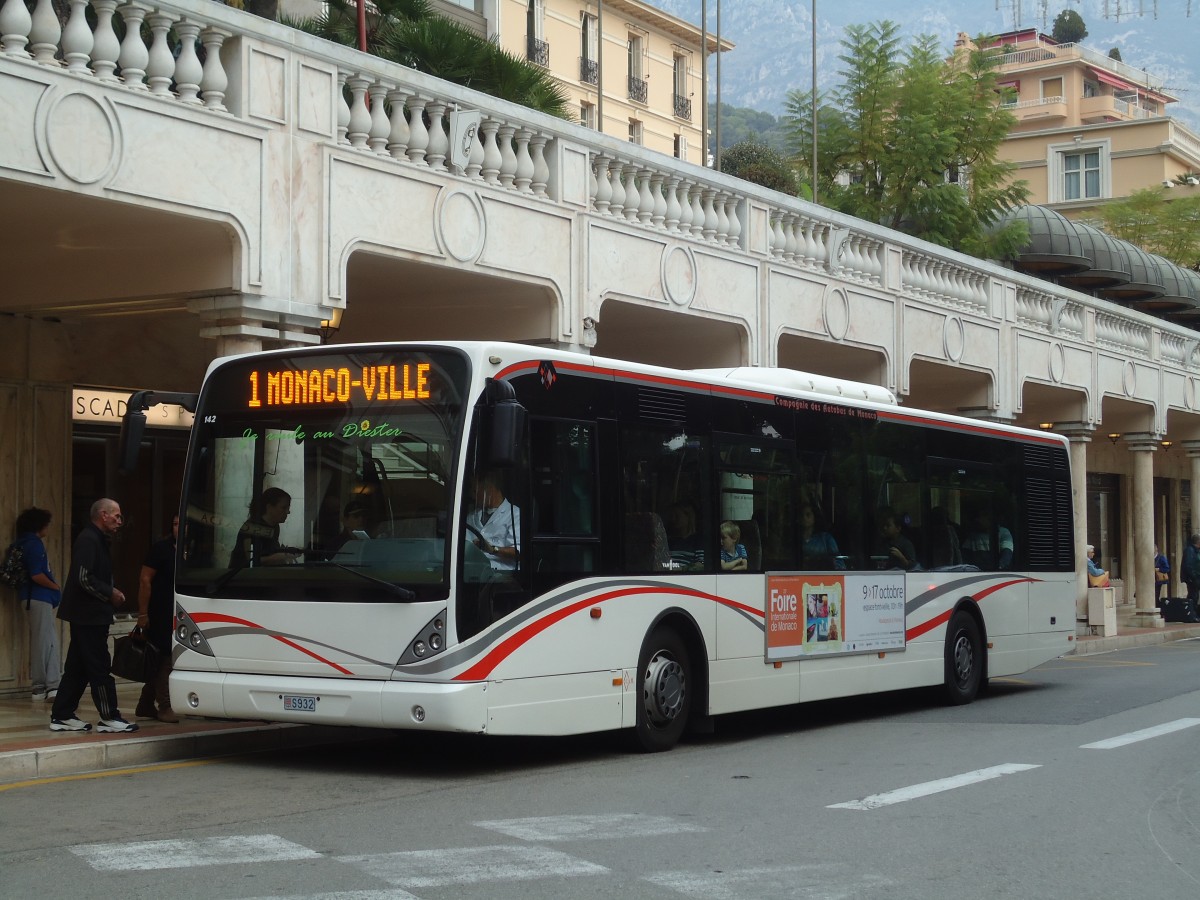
[0,722,380,786]
[1071,624,1200,657]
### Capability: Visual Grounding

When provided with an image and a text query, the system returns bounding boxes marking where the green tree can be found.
[718,140,798,195]
[1091,189,1200,269]
[709,103,790,156]
[1108,47,1123,62]
[285,0,571,118]
[783,21,1029,258]
[1051,9,1088,44]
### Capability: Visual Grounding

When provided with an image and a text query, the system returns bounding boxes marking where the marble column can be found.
[1124,433,1163,625]
[1056,425,1093,621]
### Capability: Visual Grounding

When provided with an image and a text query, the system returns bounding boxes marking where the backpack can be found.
[0,540,29,590]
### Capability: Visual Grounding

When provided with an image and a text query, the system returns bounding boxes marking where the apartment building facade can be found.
[959,29,1200,217]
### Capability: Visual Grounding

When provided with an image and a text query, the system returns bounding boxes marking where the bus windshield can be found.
[177,348,470,602]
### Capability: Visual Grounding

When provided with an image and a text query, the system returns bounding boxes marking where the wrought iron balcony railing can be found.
[579,57,598,85]
[527,36,549,68]
[628,75,647,104]
[673,93,692,120]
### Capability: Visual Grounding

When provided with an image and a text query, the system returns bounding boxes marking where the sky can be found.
[653,0,1200,130]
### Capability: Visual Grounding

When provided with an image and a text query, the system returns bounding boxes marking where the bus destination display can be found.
[246,362,432,408]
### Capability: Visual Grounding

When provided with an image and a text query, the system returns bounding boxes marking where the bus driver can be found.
[467,472,520,570]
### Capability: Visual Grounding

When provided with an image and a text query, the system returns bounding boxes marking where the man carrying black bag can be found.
[135,516,179,723]
[49,498,138,733]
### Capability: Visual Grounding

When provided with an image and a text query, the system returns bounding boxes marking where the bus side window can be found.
[529,419,601,588]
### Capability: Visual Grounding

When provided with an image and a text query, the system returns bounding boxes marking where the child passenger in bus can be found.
[719,521,748,571]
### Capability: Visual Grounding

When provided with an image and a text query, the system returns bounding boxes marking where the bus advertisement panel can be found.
[766,573,906,661]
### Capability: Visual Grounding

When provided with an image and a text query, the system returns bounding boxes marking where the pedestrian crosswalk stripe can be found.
[70,834,320,871]
[338,844,607,888]
[241,892,419,900]
[1080,717,1200,750]
[475,813,705,842]
[827,763,1041,810]
[645,864,895,899]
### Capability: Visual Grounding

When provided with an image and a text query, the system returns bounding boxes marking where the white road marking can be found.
[827,763,1041,810]
[645,864,894,899]
[338,844,607,888]
[70,834,320,871]
[242,893,419,900]
[1080,718,1200,750]
[475,813,705,842]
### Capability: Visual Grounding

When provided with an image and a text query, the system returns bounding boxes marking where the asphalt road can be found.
[3,639,1199,900]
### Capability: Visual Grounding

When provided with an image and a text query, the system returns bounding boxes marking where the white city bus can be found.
[124,341,1076,751]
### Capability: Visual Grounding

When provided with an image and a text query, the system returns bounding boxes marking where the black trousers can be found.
[50,622,121,722]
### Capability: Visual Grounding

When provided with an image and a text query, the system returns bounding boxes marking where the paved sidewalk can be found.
[0,681,379,787]
[2,619,1198,786]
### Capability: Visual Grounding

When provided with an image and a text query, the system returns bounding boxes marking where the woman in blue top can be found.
[800,501,845,570]
[14,507,62,702]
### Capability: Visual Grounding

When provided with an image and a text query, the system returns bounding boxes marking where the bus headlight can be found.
[396,609,448,666]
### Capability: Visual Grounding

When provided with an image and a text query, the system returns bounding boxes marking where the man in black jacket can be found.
[49,498,138,733]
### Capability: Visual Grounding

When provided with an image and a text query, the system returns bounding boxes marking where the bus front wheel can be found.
[942,610,983,705]
[631,626,691,752]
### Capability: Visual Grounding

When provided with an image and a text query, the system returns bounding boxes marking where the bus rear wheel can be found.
[631,626,691,752]
[942,610,983,705]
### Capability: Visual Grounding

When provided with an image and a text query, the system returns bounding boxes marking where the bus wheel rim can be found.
[952,632,974,687]
[644,652,685,725]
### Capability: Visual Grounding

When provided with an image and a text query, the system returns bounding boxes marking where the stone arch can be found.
[334,250,559,344]
[592,298,746,368]
[775,333,888,391]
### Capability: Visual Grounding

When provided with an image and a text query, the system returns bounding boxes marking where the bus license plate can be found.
[282,694,317,712]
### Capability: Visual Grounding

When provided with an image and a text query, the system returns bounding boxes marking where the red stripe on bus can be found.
[904,578,1037,641]
[189,611,354,675]
[455,585,757,681]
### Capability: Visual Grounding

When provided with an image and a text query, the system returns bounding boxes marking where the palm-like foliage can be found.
[284,0,571,119]
[784,21,1030,258]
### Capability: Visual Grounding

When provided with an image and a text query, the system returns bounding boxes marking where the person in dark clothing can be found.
[229,487,297,568]
[49,498,138,733]
[135,515,179,723]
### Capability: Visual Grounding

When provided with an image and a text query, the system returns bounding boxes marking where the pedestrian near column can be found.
[135,515,179,724]
[1183,533,1200,605]
[49,498,138,733]
[13,507,62,702]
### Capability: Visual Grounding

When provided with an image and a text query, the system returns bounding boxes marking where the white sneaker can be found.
[45,689,57,701]
[50,717,92,732]
[96,717,139,734]
[31,690,47,701]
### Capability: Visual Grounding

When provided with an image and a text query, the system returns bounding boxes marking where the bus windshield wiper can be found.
[321,561,416,600]
[204,565,245,596]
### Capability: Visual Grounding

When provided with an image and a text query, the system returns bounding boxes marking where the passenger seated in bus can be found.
[466,471,520,571]
[799,499,845,570]
[875,508,916,571]
[329,499,371,555]
[719,521,748,571]
[961,506,1014,570]
[665,502,705,571]
[229,487,299,567]
[926,506,962,569]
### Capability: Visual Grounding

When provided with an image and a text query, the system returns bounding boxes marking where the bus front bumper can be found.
[170,670,489,734]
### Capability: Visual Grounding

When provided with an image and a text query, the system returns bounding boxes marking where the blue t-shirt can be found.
[720,543,747,563]
[16,532,60,607]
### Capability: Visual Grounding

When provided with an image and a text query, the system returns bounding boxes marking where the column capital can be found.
[1182,439,1200,458]
[1052,423,1095,442]
[187,293,323,346]
[957,407,1016,425]
[1120,432,1161,453]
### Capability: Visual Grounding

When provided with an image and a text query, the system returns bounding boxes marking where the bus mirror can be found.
[118,389,199,475]
[485,380,526,468]
[118,392,151,475]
